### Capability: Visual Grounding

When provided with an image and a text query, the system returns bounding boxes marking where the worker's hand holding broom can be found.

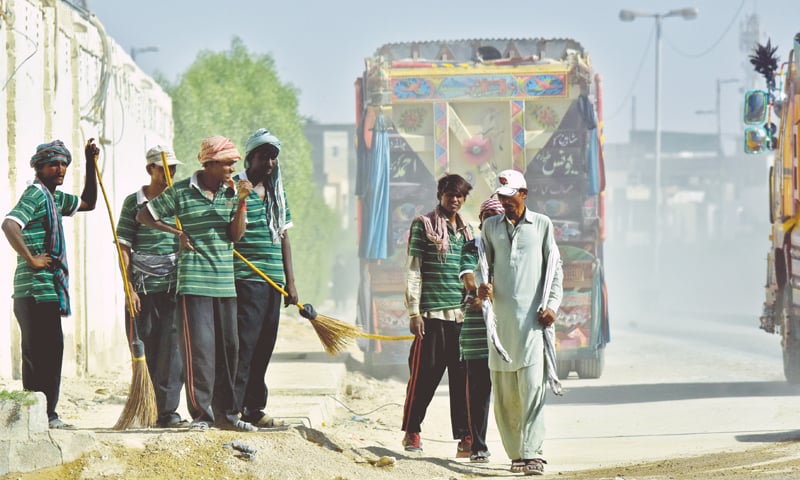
[176,230,195,251]
[126,290,142,317]
[84,138,100,162]
[283,277,299,307]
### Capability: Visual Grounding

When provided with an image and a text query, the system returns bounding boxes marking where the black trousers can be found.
[401,317,469,439]
[234,280,281,419]
[14,298,63,421]
[125,291,183,424]
[177,294,238,423]
[465,358,492,453]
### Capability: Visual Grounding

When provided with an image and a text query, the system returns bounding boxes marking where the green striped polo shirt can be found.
[116,188,179,294]
[232,171,293,286]
[146,172,238,298]
[459,238,489,360]
[408,217,472,313]
[5,184,79,303]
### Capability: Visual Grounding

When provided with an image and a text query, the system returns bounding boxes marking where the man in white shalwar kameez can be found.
[478,170,563,476]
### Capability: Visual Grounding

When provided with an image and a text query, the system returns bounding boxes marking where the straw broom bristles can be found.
[113,342,157,430]
[305,308,416,354]
[307,312,361,355]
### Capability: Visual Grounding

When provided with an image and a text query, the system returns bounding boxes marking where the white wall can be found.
[0,0,173,378]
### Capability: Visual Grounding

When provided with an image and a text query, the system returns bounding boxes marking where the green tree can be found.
[159,37,338,301]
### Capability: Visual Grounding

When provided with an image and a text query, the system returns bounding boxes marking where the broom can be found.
[233,252,415,352]
[89,140,157,430]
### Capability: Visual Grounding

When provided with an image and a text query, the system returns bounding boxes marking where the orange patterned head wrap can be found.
[480,197,504,217]
[197,135,241,164]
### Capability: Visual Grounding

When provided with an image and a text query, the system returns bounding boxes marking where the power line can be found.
[664,0,747,58]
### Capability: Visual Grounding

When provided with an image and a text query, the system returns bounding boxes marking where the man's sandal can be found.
[469,451,490,463]
[510,459,526,473]
[254,414,286,428]
[522,458,547,476]
[48,418,76,430]
[189,420,210,431]
[218,419,258,432]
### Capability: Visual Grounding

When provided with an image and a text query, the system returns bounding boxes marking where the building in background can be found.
[605,130,766,246]
[304,121,357,231]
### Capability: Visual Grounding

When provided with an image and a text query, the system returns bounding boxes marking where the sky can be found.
[88,0,796,146]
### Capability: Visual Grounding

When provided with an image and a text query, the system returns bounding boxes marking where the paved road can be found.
[547,309,800,472]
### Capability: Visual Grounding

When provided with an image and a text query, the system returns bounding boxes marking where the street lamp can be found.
[695,78,738,155]
[620,7,699,286]
[130,46,159,62]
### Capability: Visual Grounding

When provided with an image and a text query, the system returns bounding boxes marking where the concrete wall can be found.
[0,0,173,379]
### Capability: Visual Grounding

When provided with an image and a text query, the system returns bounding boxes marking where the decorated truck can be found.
[354,39,610,379]
[746,33,800,383]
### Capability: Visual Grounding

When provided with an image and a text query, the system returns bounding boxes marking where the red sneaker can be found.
[402,432,422,452]
[456,434,472,458]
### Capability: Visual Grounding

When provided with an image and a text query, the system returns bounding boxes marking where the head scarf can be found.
[244,128,281,163]
[197,135,241,164]
[479,197,504,218]
[245,129,288,243]
[30,140,72,168]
